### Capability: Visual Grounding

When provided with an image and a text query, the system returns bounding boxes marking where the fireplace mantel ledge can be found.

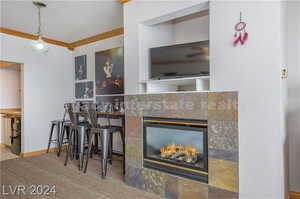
[124,90,238,96]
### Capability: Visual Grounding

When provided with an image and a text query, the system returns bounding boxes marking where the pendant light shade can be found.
[31,1,49,53]
[31,36,49,53]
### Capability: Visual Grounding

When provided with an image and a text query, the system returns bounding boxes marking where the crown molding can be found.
[119,0,131,4]
[69,27,124,49]
[0,27,124,51]
[0,27,73,50]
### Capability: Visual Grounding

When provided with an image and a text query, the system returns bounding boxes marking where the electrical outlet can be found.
[281,68,288,79]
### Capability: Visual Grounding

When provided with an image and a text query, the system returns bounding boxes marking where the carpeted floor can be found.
[0,152,161,199]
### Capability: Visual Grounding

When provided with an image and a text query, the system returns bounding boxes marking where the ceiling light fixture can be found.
[31,1,49,53]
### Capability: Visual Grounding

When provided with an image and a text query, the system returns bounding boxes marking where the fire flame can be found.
[160,143,198,157]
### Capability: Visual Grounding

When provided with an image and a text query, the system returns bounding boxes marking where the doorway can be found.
[0,60,23,161]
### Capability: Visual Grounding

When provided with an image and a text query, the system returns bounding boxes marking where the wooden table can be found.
[0,109,21,118]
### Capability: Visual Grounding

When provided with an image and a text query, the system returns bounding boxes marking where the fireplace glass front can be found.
[143,117,208,183]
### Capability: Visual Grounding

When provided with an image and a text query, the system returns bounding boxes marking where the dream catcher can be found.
[234,12,248,46]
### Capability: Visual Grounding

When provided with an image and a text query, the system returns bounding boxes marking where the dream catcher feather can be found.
[234,12,248,46]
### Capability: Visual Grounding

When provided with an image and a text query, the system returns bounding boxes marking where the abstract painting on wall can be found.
[75,81,94,99]
[95,47,124,95]
[75,55,87,80]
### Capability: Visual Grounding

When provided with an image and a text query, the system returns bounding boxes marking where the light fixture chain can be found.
[37,5,41,36]
[31,1,48,53]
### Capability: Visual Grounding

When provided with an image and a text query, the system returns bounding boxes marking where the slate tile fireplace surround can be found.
[125,92,239,199]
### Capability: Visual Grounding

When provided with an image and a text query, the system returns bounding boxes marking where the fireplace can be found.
[143,117,208,183]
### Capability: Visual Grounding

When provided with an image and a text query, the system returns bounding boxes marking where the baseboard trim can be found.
[290,191,300,199]
[20,146,67,158]
[20,147,122,159]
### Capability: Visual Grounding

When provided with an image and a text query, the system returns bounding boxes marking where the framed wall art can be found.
[95,47,124,95]
[75,81,94,99]
[75,55,87,80]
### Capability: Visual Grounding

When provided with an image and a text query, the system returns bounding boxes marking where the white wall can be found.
[139,23,174,82]
[124,0,287,198]
[0,66,21,108]
[0,33,73,153]
[287,0,300,192]
[173,15,209,44]
[210,1,286,198]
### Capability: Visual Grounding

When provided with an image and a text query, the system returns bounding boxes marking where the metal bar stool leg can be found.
[66,126,70,140]
[100,128,111,179]
[94,134,99,155]
[84,131,94,173]
[89,133,94,158]
[78,126,85,171]
[109,133,113,165]
[47,123,55,153]
[71,130,78,160]
[57,123,66,157]
[64,128,74,166]
[120,129,126,175]
[56,121,61,156]
[58,123,71,157]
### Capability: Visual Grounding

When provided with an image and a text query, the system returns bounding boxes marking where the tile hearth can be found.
[124,92,239,199]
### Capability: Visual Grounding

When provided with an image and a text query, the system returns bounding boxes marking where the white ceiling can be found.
[0,0,123,43]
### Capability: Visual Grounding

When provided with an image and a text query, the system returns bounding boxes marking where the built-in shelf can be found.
[140,76,210,94]
[138,3,210,94]
[141,76,209,83]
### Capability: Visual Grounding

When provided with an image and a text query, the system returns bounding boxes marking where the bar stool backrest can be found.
[83,103,98,129]
[65,103,78,125]
[61,105,67,122]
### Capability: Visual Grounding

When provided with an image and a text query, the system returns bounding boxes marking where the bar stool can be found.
[83,103,125,178]
[47,120,62,155]
[57,121,72,156]
[107,118,125,170]
[47,105,70,156]
[64,103,90,170]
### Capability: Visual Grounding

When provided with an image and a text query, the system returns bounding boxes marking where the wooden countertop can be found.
[75,111,125,119]
[97,112,125,117]
[0,109,22,118]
